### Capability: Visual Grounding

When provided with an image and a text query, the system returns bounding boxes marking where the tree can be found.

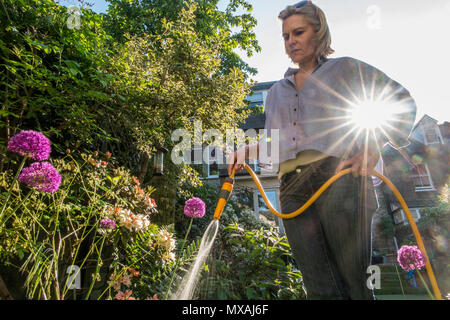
[103,0,260,77]
[101,4,253,222]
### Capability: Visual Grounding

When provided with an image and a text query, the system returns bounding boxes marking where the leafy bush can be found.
[0,1,253,178]
[196,206,306,300]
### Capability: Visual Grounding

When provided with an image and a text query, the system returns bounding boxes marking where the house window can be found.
[410,163,435,191]
[393,208,421,225]
[247,158,261,173]
[189,146,223,178]
[246,92,264,109]
[190,147,204,177]
[423,124,442,145]
[206,146,219,178]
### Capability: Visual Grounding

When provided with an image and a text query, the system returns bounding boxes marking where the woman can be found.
[227,1,416,299]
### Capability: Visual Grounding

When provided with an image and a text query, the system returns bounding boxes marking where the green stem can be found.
[394,264,406,299]
[0,0,12,23]
[0,156,28,222]
[415,268,435,300]
[1,188,34,226]
[84,236,106,300]
[164,218,193,300]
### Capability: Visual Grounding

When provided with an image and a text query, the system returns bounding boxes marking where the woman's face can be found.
[282,14,317,65]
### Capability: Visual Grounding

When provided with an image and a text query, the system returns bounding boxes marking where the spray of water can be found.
[170,219,219,300]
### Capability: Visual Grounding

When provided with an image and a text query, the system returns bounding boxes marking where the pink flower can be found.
[7,130,51,161]
[121,274,131,287]
[397,245,426,271]
[115,289,136,300]
[18,162,61,193]
[184,197,206,218]
[99,219,116,230]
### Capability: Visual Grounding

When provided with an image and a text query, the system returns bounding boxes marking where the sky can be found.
[59,0,450,123]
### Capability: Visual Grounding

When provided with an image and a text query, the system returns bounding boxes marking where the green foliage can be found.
[103,4,252,158]
[0,0,116,165]
[0,0,253,187]
[104,0,260,76]
[381,215,395,238]
[171,179,305,300]
[196,207,306,300]
[0,150,174,299]
[422,184,450,225]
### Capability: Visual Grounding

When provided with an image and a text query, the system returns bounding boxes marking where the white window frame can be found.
[205,145,219,179]
[190,146,204,178]
[421,123,443,145]
[393,207,422,226]
[411,162,436,192]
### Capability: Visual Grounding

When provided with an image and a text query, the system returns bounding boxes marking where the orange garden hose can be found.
[213,164,442,300]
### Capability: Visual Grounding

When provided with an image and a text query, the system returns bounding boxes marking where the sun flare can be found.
[350,100,393,129]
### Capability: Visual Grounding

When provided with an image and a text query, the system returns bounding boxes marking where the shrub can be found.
[195,206,306,300]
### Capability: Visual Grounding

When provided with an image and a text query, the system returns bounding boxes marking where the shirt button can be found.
[294,108,297,111]
[293,122,296,126]
[292,137,296,141]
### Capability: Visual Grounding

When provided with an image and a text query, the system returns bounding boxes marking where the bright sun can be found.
[350,100,393,129]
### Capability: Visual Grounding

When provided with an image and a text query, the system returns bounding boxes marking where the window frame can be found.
[422,123,443,145]
[393,207,422,225]
[205,145,220,179]
[410,162,436,192]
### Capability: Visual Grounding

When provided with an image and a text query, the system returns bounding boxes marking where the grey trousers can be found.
[280,156,377,300]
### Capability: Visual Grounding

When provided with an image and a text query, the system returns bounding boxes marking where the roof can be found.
[250,81,276,92]
[412,114,439,132]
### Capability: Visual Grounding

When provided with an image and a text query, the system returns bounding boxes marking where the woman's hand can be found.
[335,148,379,177]
[227,145,249,176]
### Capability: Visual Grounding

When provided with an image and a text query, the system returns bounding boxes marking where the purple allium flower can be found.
[100,219,116,230]
[184,197,206,218]
[18,162,62,193]
[7,130,51,161]
[397,245,427,271]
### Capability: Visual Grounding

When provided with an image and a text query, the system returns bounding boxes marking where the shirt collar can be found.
[284,57,329,86]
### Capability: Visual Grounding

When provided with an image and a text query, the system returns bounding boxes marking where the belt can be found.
[280,166,302,185]
[280,156,334,185]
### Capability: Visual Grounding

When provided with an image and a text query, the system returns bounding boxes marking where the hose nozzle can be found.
[213,177,234,220]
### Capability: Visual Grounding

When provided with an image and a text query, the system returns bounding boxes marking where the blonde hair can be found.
[279,2,334,61]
